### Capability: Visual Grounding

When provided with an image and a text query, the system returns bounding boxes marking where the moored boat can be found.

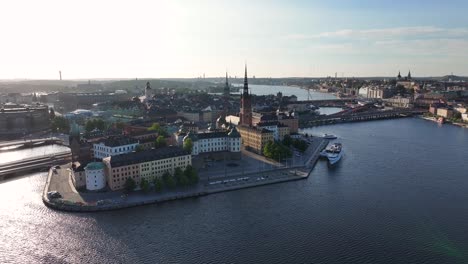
[320,143,343,165]
[323,134,338,139]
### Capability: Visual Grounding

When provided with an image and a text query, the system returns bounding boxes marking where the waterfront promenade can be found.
[43,138,328,212]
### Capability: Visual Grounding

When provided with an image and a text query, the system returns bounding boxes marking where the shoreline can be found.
[43,139,328,213]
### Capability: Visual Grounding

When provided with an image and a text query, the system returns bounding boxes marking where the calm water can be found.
[1,118,468,264]
[233,84,337,101]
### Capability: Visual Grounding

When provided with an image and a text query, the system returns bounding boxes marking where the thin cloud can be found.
[287,26,468,40]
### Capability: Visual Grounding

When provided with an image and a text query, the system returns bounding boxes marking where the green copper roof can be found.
[85,162,105,170]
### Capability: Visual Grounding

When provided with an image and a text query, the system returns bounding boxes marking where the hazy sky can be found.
[1,0,468,79]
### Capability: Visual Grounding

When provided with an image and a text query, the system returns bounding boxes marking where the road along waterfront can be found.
[43,138,328,212]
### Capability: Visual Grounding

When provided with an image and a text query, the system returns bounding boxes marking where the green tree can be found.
[94,119,106,131]
[85,119,95,132]
[153,177,163,192]
[263,140,273,158]
[155,135,167,148]
[135,145,144,152]
[162,171,176,189]
[140,178,150,193]
[184,165,199,185]
[174,167,184,185]
[115,122,126,130]
[282,135,293,147]
[148,122,169,137]
[292,139,308,152]
[51,116,69,133]
[124,177,136,192]
[183,138,193,153]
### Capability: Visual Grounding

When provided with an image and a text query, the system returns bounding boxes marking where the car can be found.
[47,191,62,199]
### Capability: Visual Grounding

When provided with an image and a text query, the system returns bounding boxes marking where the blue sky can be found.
[1,0,467,79]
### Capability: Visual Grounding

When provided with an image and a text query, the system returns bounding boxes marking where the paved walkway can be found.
[43,136,328,212]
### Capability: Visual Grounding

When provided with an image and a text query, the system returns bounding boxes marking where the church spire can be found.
[224,71,230,97]
[408,70,411,79]
[243,64,249,94]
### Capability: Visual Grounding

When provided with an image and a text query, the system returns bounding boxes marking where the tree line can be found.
[124,165,199,193]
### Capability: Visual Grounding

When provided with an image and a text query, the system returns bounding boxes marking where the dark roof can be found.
[109,146,190,167]
[228,127,240,138]
[97,136,139,147]
[197,131,228,139]
[238,125,274,134]
[256,120,287,127]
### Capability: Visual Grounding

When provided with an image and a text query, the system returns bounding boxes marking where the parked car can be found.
[47,191,62,199]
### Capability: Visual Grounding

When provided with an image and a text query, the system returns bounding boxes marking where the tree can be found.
[174,167,184,185]
[282,135,293,147]
[51,116,69,133]
[263,140,291,160]
[148,122,169,137]
[49,108,55,119]
[153,177,163,192]
[292,139,308,152]
[155,135,167,148]
[115,122,126,130]
[184,165,198,185]
[162,171,176,189]
[85,119,106,132]
[263,140,273,158]
[135,145,144,152]
[124,177,136,192]
[183,138,193,153]
[140,178,150,193]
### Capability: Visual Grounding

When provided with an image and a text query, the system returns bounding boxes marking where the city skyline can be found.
[1,0,468,79]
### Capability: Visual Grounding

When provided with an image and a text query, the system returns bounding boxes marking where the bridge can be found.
[288,98,356,107]
[0,151,72,181]
[0,137,65,150]
[301,109,425,127]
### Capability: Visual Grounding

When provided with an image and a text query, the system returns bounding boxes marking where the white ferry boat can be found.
[323,134,338,139]
[320,143,343,165]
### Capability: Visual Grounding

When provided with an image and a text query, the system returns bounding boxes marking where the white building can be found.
[84,162,106,191]
[93,136,139,160]
[183,127,241,156]
[462,113,468,122]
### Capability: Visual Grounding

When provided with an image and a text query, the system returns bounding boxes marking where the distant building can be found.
[102,147,191,191]
[183,127,241,159]
[70,163,86,189]
[383,96,414,108]
[235,65,293,154]
[0,103,50,139]
[85,162,106,191]
[237,126,274,154]
[93,136,139,160]
[436,108,454,118]
[462,113,468,122]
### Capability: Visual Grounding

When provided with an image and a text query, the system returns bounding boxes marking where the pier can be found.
[301,109,425,127]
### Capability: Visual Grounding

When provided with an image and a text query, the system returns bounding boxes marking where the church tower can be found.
[145,81,152,99]
[239,65,252,126]
[223,72,230,97]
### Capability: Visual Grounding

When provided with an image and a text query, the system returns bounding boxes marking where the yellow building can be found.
[237,125,274,154]
[103,146,191,191]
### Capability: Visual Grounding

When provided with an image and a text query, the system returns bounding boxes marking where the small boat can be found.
[320,143,343,165]
[323,134,337,139]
